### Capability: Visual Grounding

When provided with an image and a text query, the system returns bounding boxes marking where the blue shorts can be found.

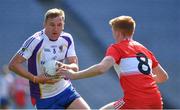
[36,84,80,109]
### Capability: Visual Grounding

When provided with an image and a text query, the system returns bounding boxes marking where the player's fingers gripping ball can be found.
[43,60,61,79]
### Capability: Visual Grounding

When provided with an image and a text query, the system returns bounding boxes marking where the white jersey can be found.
[17,29,76,99]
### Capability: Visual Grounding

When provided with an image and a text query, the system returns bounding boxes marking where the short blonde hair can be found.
[44,8,65,23]
[109,16,136,36]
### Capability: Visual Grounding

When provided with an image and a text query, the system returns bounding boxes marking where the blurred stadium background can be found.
[0,0,179,109]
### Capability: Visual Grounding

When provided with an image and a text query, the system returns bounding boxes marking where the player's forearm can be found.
[73,64,105,80]
[9,62,34,82]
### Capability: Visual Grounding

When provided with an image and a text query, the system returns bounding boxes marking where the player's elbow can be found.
[152,65,169,83]
[8,61,15,71]
[156,73,169,83]
[161,73,169,82]
[8,60,18,72]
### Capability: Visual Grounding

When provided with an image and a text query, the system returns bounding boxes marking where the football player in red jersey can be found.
[57,16,168,109]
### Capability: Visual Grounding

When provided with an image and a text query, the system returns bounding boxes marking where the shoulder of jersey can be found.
[61,31,72,38]
[113,40,146,48]
[133,40,148,50]
[31,31,44,41]
[28,30,44,45]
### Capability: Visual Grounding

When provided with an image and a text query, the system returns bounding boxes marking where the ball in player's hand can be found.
[43,60,60,76]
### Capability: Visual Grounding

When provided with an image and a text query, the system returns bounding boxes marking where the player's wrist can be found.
[33,75,37,83]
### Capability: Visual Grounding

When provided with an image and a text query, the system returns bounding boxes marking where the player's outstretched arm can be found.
[152,64,169,83]
[58,56,115,80]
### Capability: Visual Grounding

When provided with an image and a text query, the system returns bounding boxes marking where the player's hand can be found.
[34,74,61,84]
[56,68,75,79]
[57,61,67,69]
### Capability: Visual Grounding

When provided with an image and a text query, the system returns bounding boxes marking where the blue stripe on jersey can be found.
[18,37,35,56]
[40,30,44,36]
[18,50,24,56]
[23,37,33,47]
[23,37,35,48]
[61,36,72,58]
[24,37,35,48]
[28,39,43,99]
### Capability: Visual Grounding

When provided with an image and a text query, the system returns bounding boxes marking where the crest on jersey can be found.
[59,44,67,52]
[18,47,27,55]
[21,47,27,52]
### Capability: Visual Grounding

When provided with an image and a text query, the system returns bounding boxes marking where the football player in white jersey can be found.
[9,8,90,109]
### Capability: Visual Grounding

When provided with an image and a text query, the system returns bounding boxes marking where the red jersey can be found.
[106,39,162,109]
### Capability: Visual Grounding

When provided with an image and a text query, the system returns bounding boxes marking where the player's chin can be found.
[51,34,60,39]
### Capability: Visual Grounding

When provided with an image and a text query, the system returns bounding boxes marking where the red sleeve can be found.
[148,50,159,68]
[105,45,121,64]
